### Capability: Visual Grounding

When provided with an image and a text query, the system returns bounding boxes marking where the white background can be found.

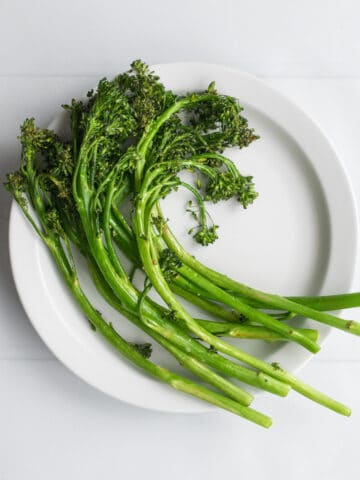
[1,0,360,478]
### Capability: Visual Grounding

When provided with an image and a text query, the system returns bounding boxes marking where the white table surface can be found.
[2,1,360,478]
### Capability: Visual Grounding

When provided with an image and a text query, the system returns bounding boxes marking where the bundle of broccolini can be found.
[6,60,360,427]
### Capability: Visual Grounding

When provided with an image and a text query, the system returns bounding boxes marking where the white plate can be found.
[9,63,358,413]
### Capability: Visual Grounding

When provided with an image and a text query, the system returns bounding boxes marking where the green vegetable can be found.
[6,60,359,427]
[190,321,319,342]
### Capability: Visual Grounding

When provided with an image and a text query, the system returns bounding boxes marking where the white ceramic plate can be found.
[9,63,358,413]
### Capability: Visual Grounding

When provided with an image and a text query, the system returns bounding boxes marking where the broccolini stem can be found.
[13,197,272,425]
[49,246,270,426]
[158,207,360,338]
[193,321,319,342]
[106,211,360,319]
[108,220,294,331]
[150,199,319,352]
[90,261,254,406]
[134,179,350,415]
[172,275,295,323]
[159,341,259,409]
[177,262,319,352]
[73,156,290,398]
[88,250,289,398]
[67,180,291,399]
[283,293,360,312]
[103,177,129,280]
[172,281,240,322]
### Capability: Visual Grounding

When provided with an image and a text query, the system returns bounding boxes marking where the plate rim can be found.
[9,62,359,413]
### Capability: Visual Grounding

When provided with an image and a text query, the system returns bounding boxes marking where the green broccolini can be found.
[6,60,360,426]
